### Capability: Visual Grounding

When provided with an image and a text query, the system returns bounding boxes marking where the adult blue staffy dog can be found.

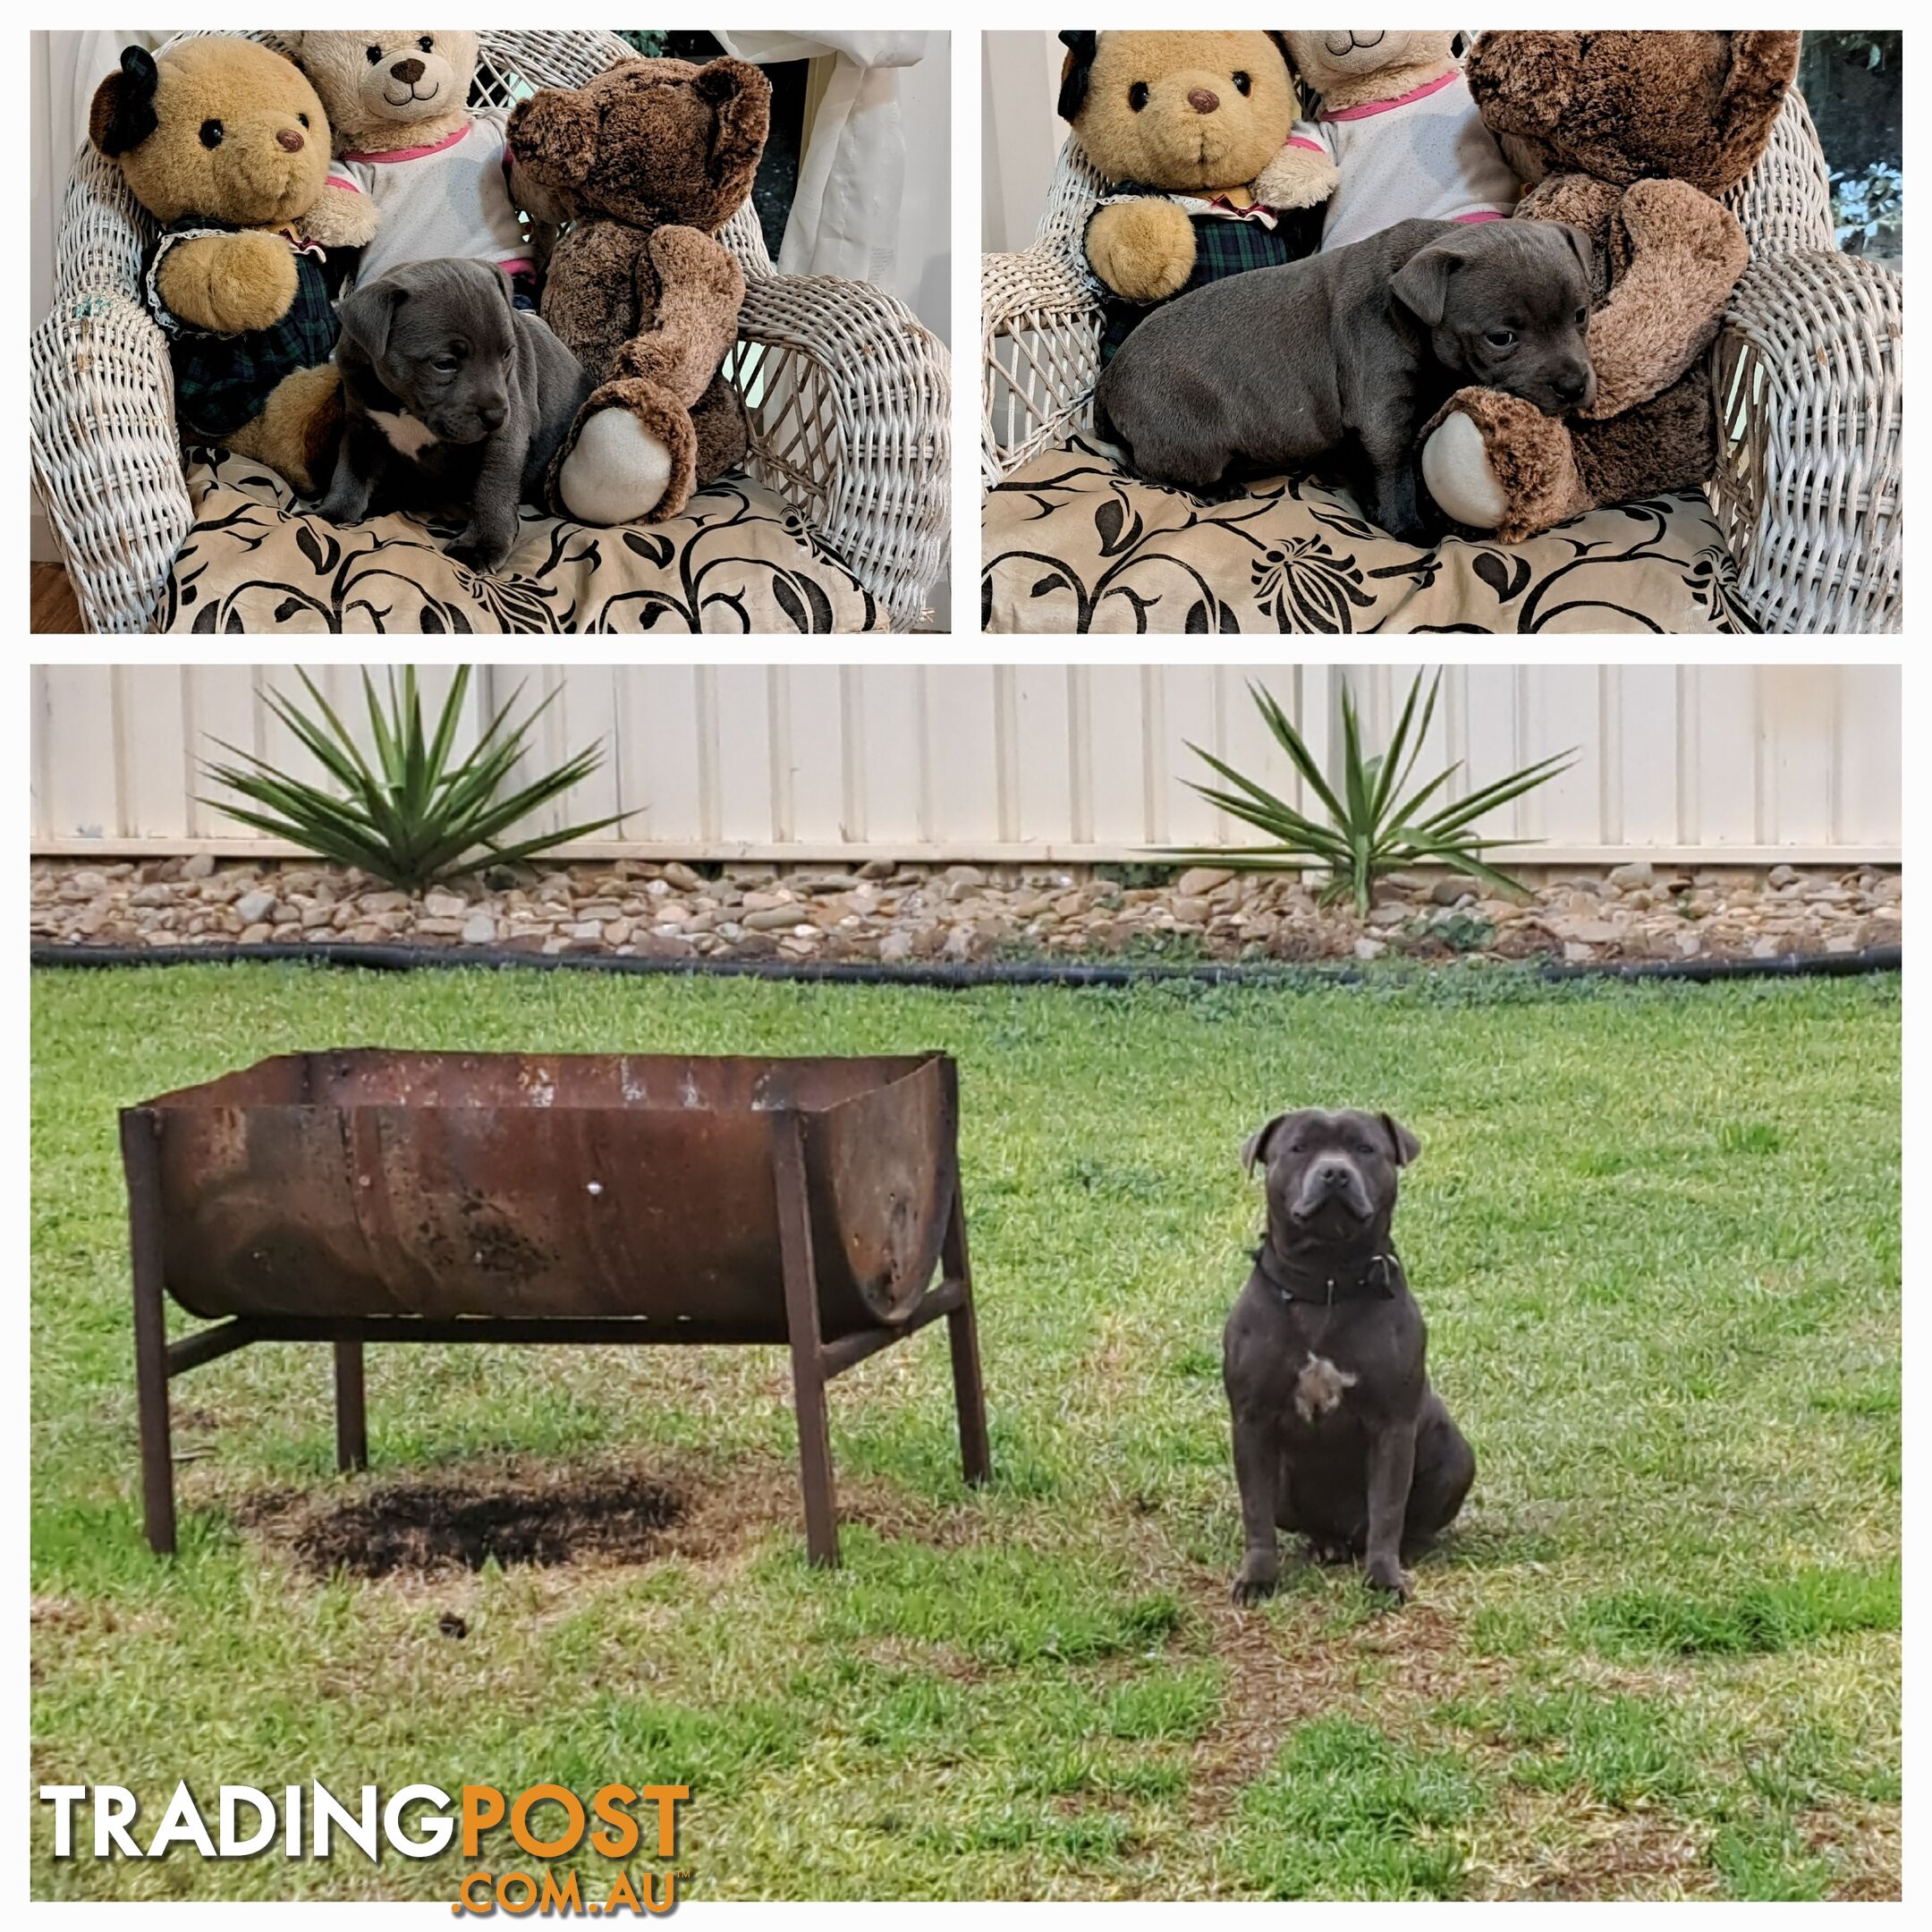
[1223,1107,1474,1603]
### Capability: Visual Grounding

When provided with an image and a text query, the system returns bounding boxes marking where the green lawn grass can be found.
[30,964,1900,1901]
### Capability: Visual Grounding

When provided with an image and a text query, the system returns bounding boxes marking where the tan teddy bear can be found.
[1058,30,1337,360]
[89,36,379,492]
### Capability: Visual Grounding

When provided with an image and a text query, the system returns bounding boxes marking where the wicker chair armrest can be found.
[1710,249,1902,634]
[981,243,1105,487]
[54,144,154,309]
[732,272,950,633]
[30,292,191,635]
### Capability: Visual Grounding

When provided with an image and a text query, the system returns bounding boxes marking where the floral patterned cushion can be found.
[983,437,1747,634]
[165,451,881,634]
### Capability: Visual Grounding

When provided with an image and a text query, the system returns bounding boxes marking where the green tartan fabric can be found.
[1097,202,1317,362]
[147,222,341,439]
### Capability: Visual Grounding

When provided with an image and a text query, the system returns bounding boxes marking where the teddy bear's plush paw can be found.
[559,411,677,524]
[1251,144,1341,214]
[1619,177,1750,274]
[1086,197,1197,304]
[555,380,700,527]
[1419,389,1589,544]
[302,182,382,252]
[157,231,299,335]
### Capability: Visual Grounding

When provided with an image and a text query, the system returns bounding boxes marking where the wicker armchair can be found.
[982,89,1900,634]
[32,29,950,633]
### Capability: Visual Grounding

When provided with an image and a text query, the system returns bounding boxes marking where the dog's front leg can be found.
[1357,394,1434,547]
[451,430,529,574]
[1229,1402,1284,1603]
[1363,1418,1418,1599]
[318,426,383,529]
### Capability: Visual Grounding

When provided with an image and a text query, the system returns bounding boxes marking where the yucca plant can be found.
[1170,673,1573,919]
[203,667,631,893]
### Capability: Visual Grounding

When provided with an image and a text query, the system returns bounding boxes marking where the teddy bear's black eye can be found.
[199,119,224,148]
[365,45,382,64]
[1233,71,1251,95]
[297,113,310,129]
[1128,81,1149,111]
[419,36,434,52]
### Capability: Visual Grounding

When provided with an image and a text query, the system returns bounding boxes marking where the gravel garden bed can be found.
[30,855,1902,969]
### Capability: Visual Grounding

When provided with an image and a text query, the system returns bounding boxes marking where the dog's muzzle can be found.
[1290,1157,1374,1224]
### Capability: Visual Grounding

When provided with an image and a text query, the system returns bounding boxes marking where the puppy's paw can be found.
[1363,1555,1411,1601]
[449,523,515,573]
[1230,1553,1281,1605]
[557,408,675,525]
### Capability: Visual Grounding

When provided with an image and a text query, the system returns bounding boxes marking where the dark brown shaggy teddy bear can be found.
[507,55,771,526]
[1418,30,1800,543]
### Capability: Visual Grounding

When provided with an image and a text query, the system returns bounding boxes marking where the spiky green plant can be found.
[1169,673,1574,918]
[202,667,631,893]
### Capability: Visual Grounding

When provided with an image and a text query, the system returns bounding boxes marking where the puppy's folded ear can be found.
[488,262,514,310]
[1390,241,1463,328]
[1380,1114,1420,1168]
[1241,1114,1289,1175]
[337,278,407,363]
[1554,221,1594,287]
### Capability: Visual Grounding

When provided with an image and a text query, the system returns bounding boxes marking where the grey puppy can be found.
[320,258,594,572]
[1222,1108,1474,1604]
[1095,217,1595,544]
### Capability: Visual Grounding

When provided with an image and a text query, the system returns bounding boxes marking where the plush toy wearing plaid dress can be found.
[89,37,378,495]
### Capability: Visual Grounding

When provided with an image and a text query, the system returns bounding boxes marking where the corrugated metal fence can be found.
[30,664,1901,865]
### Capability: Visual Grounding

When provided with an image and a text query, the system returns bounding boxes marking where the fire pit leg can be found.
[942,1182,993,1487]
[334,1340,369,1472]
[120,1111,176,1556]
[774,1114,840,1567]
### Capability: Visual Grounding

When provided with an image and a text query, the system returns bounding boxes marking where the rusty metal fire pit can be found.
[120,1050,988,1565]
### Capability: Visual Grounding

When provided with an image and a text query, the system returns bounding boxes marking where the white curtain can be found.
[33,32,167,322]
[715,31,928,291]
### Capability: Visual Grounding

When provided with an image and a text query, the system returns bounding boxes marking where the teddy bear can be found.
[1259,31,1518,251]
[289,31,536,303]
[505,55,772,527]
[1056,30,1338,360]
[89,35,380,493]
[1417,30,1801,545]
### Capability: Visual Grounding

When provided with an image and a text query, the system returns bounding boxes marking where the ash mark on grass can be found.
[275,1470,686,1578]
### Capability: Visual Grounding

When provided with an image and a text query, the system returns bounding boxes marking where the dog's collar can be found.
[1253,1244,1404,1307]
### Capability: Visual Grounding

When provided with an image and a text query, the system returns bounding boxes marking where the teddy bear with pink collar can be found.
[1256,30,1518,250]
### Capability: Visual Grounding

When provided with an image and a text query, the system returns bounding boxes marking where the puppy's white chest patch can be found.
[1293,1353,1358,1424]
[367,408,440,460]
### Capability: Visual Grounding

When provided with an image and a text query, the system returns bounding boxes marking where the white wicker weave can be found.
[32,28,950,634]
[981,87,1902,634]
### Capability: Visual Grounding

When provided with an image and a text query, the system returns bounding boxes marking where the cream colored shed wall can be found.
[29,665,1902,866]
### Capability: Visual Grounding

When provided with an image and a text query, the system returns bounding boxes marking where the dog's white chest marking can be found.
[1293,1353,1358,1423]
[368,408,440,460]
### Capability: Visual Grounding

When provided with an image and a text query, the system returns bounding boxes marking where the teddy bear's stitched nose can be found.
[1187,87,1219,114]
[276,128,305,152]
[391,57,426,84]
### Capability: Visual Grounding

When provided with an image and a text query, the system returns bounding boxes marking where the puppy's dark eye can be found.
[199,119,224,148]
[1128,81,1149,111]
[1232,71,1251,95]
[432,356,460,374]
[365,45,382,64]
[1486,328,1517,350]
[1574,307,1588,326]
[419,36,434,51]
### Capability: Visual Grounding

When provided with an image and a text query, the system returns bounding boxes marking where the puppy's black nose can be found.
[1315,1161,1349,1192]
[1188,88,1219,114]
[479,403,506,431]
[1553,369,1589,404]
[391,57,426,83]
